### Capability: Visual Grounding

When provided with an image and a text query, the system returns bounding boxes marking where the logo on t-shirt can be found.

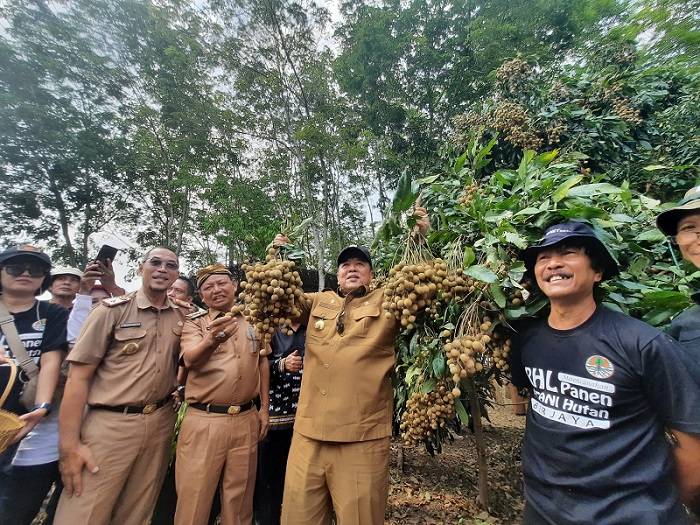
[32,318,46,332]
[585,355,614,379]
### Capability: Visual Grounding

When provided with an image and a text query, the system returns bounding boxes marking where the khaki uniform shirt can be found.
[181,310,262,406]
[67,289,185,406]
[294,286,399,442]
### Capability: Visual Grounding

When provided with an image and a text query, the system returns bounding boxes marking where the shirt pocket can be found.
[351,306,381,338]
[113,327,148,362]
[308,304,342,341]
[677,328,700,345]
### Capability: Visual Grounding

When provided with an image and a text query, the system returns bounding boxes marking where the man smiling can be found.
[511,220,700,525]
[55,246,185,525]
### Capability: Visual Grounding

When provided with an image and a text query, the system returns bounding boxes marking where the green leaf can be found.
[464,265,498,283]
[463,247,476,267]
[454,398,469,427]
[392,171,417,213]
[552,175,584,202]
[432,355,446,377]
[490,283,507,308]
[454,152,468,173]
[565,183,624,197]
[635,229,666,242]
[420,378,438,395]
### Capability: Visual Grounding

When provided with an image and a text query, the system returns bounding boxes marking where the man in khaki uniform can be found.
[55,247,184,525]
[277,206,428,525]
[175,264,269,525]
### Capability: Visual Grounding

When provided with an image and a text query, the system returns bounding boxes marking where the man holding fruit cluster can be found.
[273,204,429,525]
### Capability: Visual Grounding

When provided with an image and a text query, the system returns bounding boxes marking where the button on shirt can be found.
[181,310,262,406]
[67,289,185,406]
[294,286,399,442]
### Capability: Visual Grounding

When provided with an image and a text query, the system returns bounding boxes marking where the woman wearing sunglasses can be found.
[0,245,69,525]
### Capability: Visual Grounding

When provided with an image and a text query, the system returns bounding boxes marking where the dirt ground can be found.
[386,401,526,525]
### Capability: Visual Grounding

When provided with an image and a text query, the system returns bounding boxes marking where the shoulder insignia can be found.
[102,294,134,307]
[186,308,210,320]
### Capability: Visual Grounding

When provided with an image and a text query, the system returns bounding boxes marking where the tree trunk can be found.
[467,377,489,510]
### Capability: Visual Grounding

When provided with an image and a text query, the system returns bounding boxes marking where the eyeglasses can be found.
[336,309,345,335]
[144,257,179,270]
[2,264,49,278]
[672,231,700,245]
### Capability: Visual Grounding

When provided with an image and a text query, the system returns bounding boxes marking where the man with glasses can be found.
[0,246,68,525]
[273,205,429,525]
[54,246,186,525]
[657,185,700,515]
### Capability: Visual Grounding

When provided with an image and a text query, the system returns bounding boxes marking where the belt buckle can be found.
[227,405,241,415]
[143,403,156,414]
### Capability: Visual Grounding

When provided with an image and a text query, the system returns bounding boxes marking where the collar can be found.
[335,284,369,299]
[135,288,177,310]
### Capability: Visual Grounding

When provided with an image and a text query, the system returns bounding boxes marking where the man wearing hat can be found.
[174,264,269,525]
[656,185,700,514]
[0,245,69,525]
[55,246,185,525]
[49,267,83,309]
[511,220,700,524]
[274,205,429,525]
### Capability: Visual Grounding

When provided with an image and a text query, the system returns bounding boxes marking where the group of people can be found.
[0,186,699,525]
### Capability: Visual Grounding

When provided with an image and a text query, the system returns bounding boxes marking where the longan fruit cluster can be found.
[382,259,445,330]
[235,248,304,347]
[491,330,512,371]
[440,268,477,303]
[458,181,485,207]
[612,101,643,127]
[491,102,544,152]
[495,57,533,94]
[443,317,492,380]
[400,385,455,446]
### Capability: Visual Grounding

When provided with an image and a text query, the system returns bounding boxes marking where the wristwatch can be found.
[32,402,52,415]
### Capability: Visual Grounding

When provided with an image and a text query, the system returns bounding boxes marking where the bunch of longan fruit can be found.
[400,385,455,446]
[381,259,446,330]
[233,248,304,346]
[443,316,492,381]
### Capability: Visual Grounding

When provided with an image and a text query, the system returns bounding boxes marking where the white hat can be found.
[51,266,84,280]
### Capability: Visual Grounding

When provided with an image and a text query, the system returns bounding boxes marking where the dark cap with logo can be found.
[656,185,700,237]
[0,245,52,268]
[337,245,372,268]
[519,221,619,280]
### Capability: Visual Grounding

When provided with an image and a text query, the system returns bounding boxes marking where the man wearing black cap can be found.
[0,246,68,525]
[511,220,700,525]
[274,206,429,525]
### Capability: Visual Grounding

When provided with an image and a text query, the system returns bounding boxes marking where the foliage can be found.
[376,138,694,454]
[453,52,700,201]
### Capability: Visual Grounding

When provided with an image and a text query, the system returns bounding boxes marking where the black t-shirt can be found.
[0,300,68,414]
[511,306,700,525]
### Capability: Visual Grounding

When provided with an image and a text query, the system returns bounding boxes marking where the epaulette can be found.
[102,293,135,307]
[186,308,209,320]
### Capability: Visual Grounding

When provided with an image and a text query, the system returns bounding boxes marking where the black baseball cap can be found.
[0,246,52,268]
[520,221,619,280]
[337,245,372,268]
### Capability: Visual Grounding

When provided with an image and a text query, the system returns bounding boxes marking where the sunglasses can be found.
[336,309,345,335]
[144,257,179,271]
[2,264,49,278]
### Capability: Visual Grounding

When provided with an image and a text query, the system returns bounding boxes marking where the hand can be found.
[258,405,269,441]
[273,234,291,247]
[284,350,303,373]
[412,206,429,236]
[12,408,47,443]
[79,263,101,295]
[94,260,118,289]
[172,298,195,312]
[171,388,183,410]
[208,315,239,345]
[59,443,99,497]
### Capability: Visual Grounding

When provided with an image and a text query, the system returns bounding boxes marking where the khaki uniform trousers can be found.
[280,432,390,525]
[174,407,259,525]
[54,405,176,525]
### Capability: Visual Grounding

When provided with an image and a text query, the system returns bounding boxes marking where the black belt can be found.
[90,396,171,415]
[189,401,254,415]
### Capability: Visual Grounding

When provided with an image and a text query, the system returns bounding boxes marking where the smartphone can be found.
[94,245,118,265]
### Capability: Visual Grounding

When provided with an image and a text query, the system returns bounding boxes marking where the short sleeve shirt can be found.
[511,307,700,525]
[67,289,185,406]
[181,310,262,406]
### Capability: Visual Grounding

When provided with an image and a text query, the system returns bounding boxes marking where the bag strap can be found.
[0,358,19,408]
[0,302,39,379]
